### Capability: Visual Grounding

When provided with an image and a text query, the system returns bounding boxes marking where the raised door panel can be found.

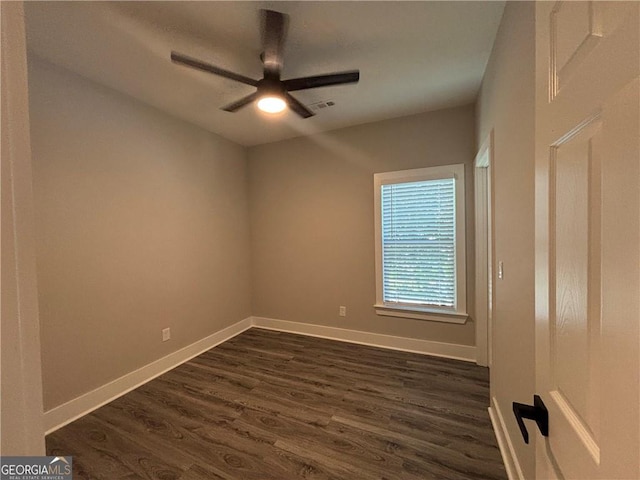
[535,1,639,478]
[547,116,602,477]
[550,1,602,98]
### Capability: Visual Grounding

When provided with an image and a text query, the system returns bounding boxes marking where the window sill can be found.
[373,304,469,324]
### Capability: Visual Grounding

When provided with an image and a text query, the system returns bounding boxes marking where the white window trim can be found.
[373,164,468,324]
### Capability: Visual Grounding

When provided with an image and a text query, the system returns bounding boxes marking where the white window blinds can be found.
[380,178,456,307]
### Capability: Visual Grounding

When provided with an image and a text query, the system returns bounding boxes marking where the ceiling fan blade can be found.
[283,70,360,92]
[285,92,314,119]
[261,10,288,76]
[221,92,260,112]
[171,52,258,87]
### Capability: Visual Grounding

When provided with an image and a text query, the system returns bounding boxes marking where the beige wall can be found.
[248,105,476,345]
[28,58,252,411]
[476,2,536,477]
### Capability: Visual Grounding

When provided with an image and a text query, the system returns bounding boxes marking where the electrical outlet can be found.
[339,306,347,317]
[162,328,171,342]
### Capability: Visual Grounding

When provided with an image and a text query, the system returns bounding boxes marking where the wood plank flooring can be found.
[46,328,507,480]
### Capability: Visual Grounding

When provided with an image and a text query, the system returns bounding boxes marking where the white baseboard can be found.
[43,317,253,434]
[489,396,524,480]
[251,316,476,362]
[44,316,476,434]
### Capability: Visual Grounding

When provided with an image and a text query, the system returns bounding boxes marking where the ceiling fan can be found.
[171,9,360,119]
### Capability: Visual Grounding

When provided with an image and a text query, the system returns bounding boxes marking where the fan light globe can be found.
[257,96,287,114]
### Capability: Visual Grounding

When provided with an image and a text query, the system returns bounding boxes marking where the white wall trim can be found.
[251,316,476,362]
[373,304,468,324]
[373,164,467,318]
[2,1,46,456]
[44,316,476,434]
[489,396,525,480]
[43,317,253,434]
[474,130,494,367]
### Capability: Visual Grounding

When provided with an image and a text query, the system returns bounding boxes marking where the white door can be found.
[534,2,639,479]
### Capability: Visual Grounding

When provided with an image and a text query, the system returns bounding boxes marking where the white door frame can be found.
[1,1,46,455]
[474,131,494,367]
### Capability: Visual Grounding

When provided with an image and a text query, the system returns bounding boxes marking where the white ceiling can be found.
[24,1,505,147]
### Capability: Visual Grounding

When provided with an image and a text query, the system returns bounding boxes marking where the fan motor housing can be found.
[257,77,285,97]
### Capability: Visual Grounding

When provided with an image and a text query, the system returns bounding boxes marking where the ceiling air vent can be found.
[308,100,336,111]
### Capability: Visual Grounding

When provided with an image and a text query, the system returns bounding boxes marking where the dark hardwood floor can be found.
[47,328,507,480]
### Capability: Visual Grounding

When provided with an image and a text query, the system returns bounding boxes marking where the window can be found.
[374,164,467,324]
